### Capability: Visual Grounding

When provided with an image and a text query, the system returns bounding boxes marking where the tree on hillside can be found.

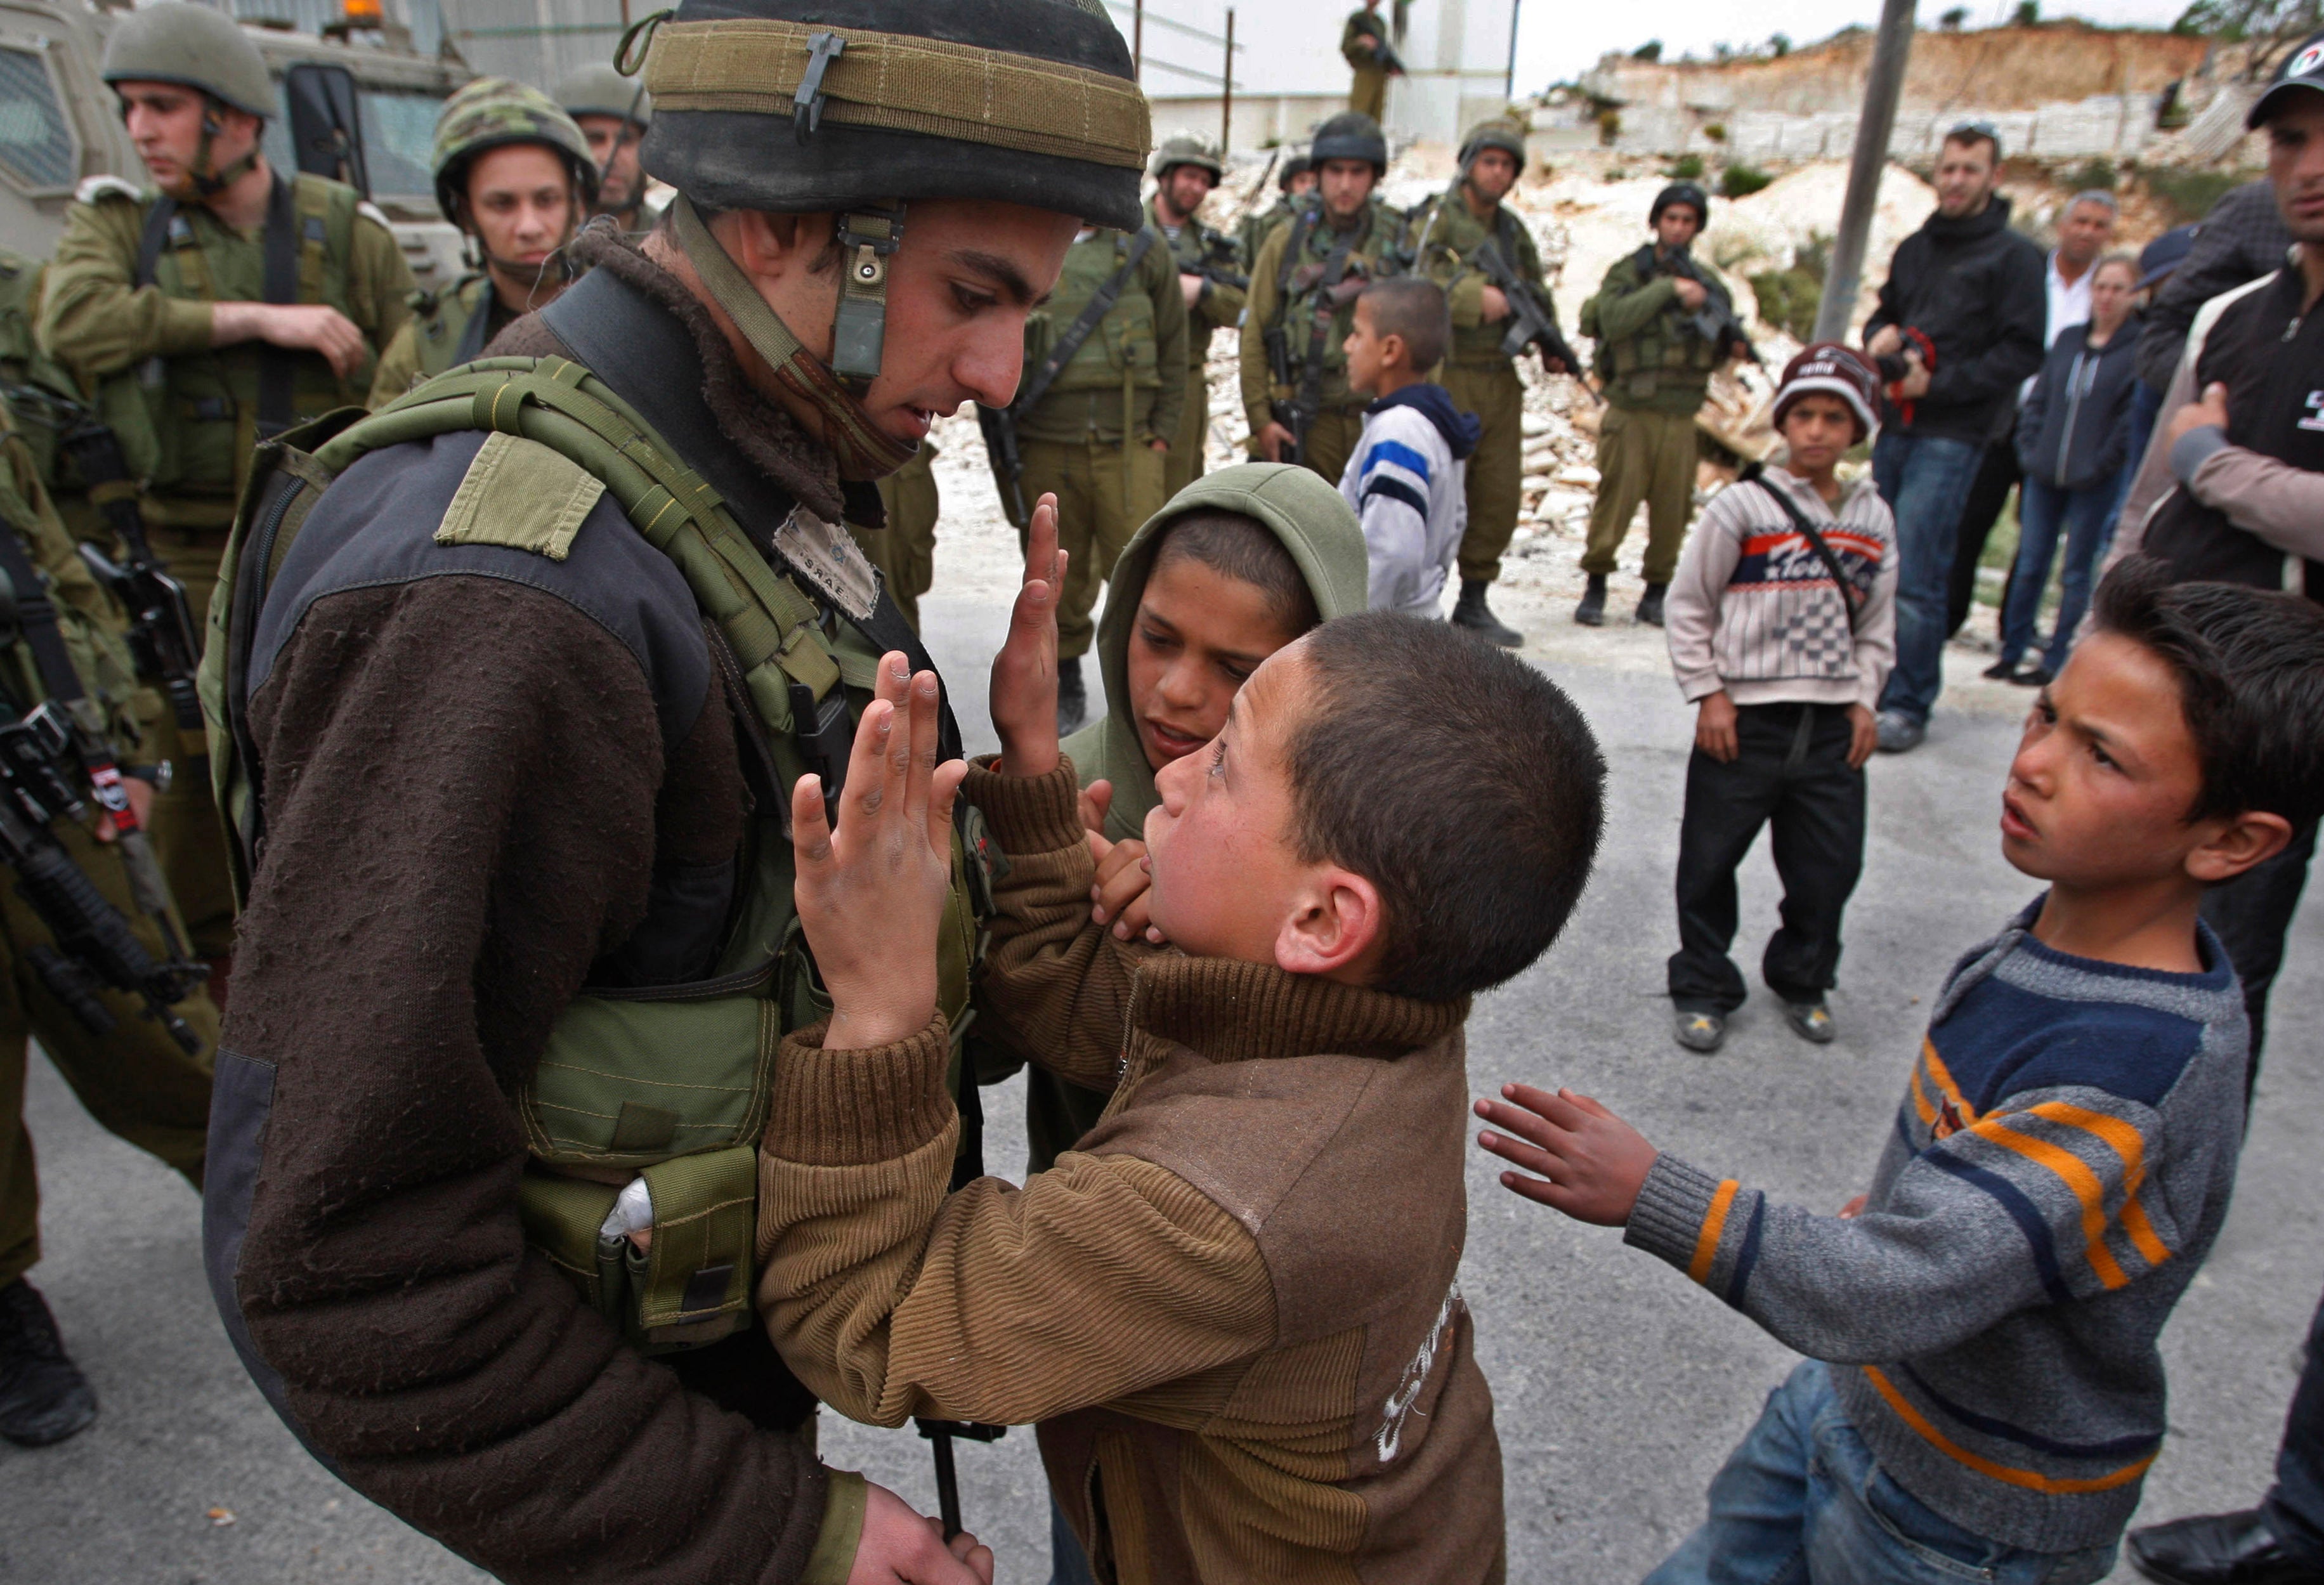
[2012,0,2040,24]
[1940,6,1969,27]
[1631,39,1663,60]
[2172,0,2322,75]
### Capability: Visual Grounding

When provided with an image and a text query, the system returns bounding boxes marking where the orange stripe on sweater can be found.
[1690,1180,1739,1285]
[1861,1367,2157,1494]
[1971,1118,2131,1289]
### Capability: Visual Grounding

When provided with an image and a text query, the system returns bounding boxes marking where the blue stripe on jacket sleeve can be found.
[1723,1197,1766,1307]
[1923,1150,2075,1306]
[1362,475,1430,518]
[1362,439,1432,484]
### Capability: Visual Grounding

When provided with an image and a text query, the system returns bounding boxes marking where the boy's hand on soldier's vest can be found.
[1080,783,1163,944]
[1475,1083,1659,1227]
[992,493,1068,778]
[791,652,968,1050]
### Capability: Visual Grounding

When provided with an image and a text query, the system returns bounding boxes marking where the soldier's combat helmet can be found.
[1309,112,1388,176]
[1458,115,1527,180]
[1650,181,1710,228]
[556,62,653,129]
[1279,152,1314,191]
[431,77,601,226]
[1151,134,1224,184]
[629,0,1148,232]
[101,1,275,121]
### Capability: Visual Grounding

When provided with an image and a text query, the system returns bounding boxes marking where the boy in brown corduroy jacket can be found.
[759,506,1606,1585]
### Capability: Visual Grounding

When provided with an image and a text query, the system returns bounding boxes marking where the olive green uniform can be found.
[1342,8,1392,121]
[1404,188,1553,586]
[1241,197,1403,488]
[0,401,218,1290]
[1146,195,1244,499]
[863,441,938,633]
[37,173,411,957]
[1237,197,1295,275]
[368,275,517,410]
[1017,227,1188,661]
[1579,244,1729,586]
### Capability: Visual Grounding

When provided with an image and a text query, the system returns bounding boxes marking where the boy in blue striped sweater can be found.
[1337,276,1480,620]
[1479,558,2324,1583]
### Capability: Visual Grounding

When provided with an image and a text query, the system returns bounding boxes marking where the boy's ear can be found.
[1380,331,1407,370]
[1274,863,1386,983]
[2188,808,2295,887]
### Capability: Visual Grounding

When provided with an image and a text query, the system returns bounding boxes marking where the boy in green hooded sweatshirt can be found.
[1020,461,1371,1177]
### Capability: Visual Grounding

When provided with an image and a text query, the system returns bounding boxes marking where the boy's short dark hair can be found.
[2093,556,2324,828]
[1285,612,1605,1001]
[1358,277,1450,374]
[1152,510,1320,635]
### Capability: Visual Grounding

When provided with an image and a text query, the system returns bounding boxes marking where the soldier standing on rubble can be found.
[1146,134,1243,498]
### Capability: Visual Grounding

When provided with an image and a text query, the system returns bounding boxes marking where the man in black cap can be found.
[1859,122,2046,754]
[2115,38,2324,1583]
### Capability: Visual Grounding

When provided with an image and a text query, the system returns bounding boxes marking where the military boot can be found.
[0,1279,98,1447]
[1452,579,1523,648]
[1057,655,1088,736]
[1636,582,1668,627]
[1574,573,1608,627]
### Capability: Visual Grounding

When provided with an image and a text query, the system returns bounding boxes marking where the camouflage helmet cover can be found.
[1150,133,1222,183]
[634,0,1149,230]
[432,77,601,224]
[100,1,275,121]
[556,61,652,128]
[1309,112,1387,174]
[1458,115,1527,178]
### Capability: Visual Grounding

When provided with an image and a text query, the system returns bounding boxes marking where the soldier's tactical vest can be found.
[1581,244,1722,401]
[200,355,986,1354]
[1034,229,1165,402]
[405,275,499,390]
[1265,199,1399,389]
[0,252,73,488]
[97,173,375,529]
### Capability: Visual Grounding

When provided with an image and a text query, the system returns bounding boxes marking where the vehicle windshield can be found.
[261,81,445,200]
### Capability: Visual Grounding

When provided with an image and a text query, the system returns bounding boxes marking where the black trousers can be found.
[1947,439,2022,639]
[2264,1282,2324,1565]
[1670,702,1868,1014]
[2199,816,2317,1088]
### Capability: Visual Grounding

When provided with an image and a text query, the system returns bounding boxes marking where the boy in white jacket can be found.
[1338,277,1482,618]
[1664,344,1899,1052]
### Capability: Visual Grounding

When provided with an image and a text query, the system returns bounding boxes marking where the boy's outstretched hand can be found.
[1079,781,1163,944]
[791,653,968,1050]
[991,493,1068,778]
[1475,1083,1659,1227]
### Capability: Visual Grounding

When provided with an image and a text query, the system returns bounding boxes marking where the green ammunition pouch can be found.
[103,174,372,530]
[1590,248,1720,402]
[201,353,987,1354]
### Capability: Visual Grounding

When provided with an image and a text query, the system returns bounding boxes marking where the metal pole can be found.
[1813,0,1917,344]
[1222,9,1234,153]
[1133,0,1143,77]
[1506,0,1522,103]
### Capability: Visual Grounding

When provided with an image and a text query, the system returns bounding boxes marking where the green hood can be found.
[1062,462,1369,840]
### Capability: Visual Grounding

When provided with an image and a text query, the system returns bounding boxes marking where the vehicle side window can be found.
[0,45,76,192]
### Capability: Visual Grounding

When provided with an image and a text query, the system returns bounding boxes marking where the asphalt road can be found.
[1,579,2317,1584]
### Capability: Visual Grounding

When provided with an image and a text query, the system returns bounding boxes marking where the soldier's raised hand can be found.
[791,651,967,1050]
[990,492,1067,778]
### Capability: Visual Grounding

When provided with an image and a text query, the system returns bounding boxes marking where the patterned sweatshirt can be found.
[1664,466,1898,710]
[1625,901,2248,1553]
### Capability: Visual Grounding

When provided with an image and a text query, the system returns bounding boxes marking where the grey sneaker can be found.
[1874,710,1925,754]
[1784,1001,1838,1044]
[1674,1009,1727,1053]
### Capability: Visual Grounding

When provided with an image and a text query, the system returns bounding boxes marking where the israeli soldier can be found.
[1014,216,1187,733]
[196,0,1144,1577]
[0,389,218,1451]
[1341,5,1401,122]
[1577,180,1742,627]
[1237,151,1313,273]
[367,79,598,408]
[37,1,412,972]
[1147,134,1243,498]
[1242,112,1401,488]
[556,61,653,230]
[863,441,938,632]
[1403,115,1556,647]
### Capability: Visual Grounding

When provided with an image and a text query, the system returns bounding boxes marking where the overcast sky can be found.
[1514,0,2197,91]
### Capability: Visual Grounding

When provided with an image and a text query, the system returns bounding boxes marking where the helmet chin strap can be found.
[187,102,260,199]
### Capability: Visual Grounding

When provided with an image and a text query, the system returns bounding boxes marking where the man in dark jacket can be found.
[1860,122,2046,753]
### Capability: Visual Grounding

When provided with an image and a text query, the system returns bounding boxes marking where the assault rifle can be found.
[1473,238,1600,403]
[976,402,1029,527]
[1359,32,1408,75]
[1192,228,1249,292]
[1267,248,1374,465]
[0,382,206,740]
[1657,246,1761,367]
[0,703,205,1053]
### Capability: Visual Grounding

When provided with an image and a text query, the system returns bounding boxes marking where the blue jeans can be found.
[1999,476,2115,675]
[1048,1491,1098,1585]
[1645,1361,2118,1585]
[1873,431,1984,726]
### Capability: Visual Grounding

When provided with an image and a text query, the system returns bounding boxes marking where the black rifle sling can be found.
[1012,227,1159,419]
[1296,219,1364,417]
[256,174,300,439]
[539,270,962,765]
[133,199,177,292]
[450,288,496,366]
[0,512,96,711]
[1744,466,1862,634]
